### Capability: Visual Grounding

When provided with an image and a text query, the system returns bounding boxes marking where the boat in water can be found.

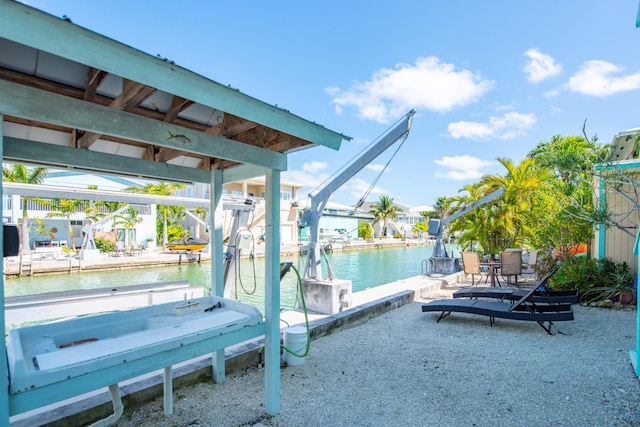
[166,237,208,252]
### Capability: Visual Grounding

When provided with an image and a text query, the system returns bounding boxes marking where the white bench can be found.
[33,246,63,259]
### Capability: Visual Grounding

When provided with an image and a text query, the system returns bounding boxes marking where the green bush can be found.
[550,256,634,303]
[358,221,373,240]
[95,238,115,254]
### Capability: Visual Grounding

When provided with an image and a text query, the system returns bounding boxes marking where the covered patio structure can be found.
[0,1,349,425]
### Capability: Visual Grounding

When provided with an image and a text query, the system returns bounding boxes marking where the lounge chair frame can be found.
[452,267,578,304]
[422,280,573,335]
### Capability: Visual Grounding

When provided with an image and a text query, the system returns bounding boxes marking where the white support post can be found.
[264,168,281,415]
[0,113,10,427]
[633,226,640,378]
[210,169,226,383]
[163,366,173,416]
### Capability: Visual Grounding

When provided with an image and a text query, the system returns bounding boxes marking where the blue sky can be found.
[23,1,640,208]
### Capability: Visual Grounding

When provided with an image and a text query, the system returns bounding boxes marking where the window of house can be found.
[280,191,291,201]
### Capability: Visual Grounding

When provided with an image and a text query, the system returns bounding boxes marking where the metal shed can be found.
[0,0,349,424]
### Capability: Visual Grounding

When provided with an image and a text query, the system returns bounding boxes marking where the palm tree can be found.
[123,182,185,250]
[481,157,552,246]
[433,196,450,219]
[46,198,85,248]
[115,206,143,252]
[2,164,48,253]
[368,195,402,238]
[190,206,207,238]
[447,157,551,254]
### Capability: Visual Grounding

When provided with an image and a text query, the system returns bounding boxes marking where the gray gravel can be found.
[116,301,639,427]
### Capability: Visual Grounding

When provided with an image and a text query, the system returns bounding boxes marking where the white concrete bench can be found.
[33,246,63,259]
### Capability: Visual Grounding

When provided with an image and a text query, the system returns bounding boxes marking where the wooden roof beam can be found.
[163,96,193,123]
[78,80,156,148]
[84,68,109,102]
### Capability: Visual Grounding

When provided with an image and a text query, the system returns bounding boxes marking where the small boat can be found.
[166,238,208,252]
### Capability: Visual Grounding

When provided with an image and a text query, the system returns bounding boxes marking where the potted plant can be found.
[611,271,635,305]
[145,237,156,250]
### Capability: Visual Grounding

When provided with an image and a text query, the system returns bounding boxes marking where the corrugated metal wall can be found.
[604,183,640,274]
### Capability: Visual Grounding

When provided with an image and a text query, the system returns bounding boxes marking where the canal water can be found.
[4,244,459,312]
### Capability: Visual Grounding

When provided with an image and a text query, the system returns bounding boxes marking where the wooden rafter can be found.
[163,96,194,123]
[77,79,156,148]
[84,68,109,102]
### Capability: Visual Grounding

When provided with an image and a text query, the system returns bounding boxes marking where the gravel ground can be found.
[116,296,639,427]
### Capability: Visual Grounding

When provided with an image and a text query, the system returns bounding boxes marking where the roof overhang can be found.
[607,128,640,162]
[0,1,350,184]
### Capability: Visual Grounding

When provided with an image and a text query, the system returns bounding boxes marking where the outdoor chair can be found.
[500,249,522,286]
[522,249,539,275]
[461,252,487,286]
[452,267,579,304]
[114,241,126,257]
[130,241,143,256]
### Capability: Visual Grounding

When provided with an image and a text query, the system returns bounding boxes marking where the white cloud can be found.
[523,49,562,83]
[365,163,386,172]
[446,111,536,140]
[343,177,388,200]
[544,89,560,98]
[301,161,328,174]
[565,60,640,96]
[283,161,331,196]
[434,155,494,181]
[327,56,493,123]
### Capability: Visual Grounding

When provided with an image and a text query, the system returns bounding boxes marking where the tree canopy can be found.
[441,133,611,258]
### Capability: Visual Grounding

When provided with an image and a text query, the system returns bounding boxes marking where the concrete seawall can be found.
[4,238,435,277]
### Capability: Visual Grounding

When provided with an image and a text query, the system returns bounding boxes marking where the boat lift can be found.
[426,187,504,274]
[160,197,256,299]
[80,204,130,260]
[222,198,256,299]
[297,110,415,314]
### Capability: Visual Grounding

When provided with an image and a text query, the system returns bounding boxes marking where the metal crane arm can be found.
[302,110,415,280]
[82,205,130,249]
[311,110,415,205]
[431,187,505,259]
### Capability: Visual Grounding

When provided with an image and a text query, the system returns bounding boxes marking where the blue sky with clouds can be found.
[23,1,640,207]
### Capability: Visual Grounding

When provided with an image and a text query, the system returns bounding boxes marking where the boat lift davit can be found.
[297,110,415,314]
[426,187,504,274]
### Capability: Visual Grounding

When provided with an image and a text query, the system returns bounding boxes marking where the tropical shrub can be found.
[95,237,115,254]
[358,221,373,240]
[550,256,634,303]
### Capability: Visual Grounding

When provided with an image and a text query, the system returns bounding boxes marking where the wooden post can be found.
[632,227,640,378]
[210,168,225,383]
[264,168,281,415]
[1,112,11,426]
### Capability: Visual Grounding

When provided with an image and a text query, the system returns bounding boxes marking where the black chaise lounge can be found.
[421,283,574,335]
[452,267,579,304]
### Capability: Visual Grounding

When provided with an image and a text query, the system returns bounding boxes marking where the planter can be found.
[620,291,634,305]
